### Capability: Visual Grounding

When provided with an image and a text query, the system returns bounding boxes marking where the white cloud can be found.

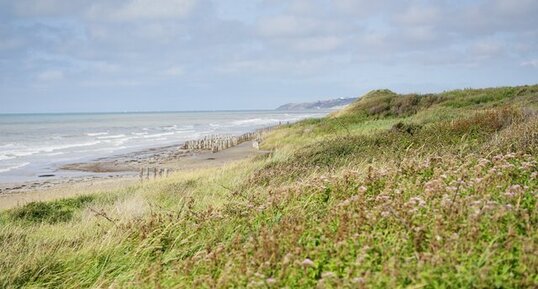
[37,69,64,81]
[1,0,538,112]
[289,36,345,52]
[87,0,197,22]
[470,42,504,58]
[10,0,90,17]
[396,6,441,26]
[163,66,184,76]
[257,15,324,38]
[521,59,538,68]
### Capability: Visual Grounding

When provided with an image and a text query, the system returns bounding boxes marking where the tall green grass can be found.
[1,84,537,288]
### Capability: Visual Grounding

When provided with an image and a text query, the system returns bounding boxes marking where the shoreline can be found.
[0,129,271,209]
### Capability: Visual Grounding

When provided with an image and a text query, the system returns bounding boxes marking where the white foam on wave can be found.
[0,155,15,161]
[162,125,178,131]
[0,143,16,149]
[132,132,148,136]
[41,141,102,152]
[44,152,65,156]
[0,162,30,173]
[98,134,126,140]
[77,146,128,153]
[87,132,109,137]
[0,141,102,159]
[143,132,174,138]
[231,118,283,126]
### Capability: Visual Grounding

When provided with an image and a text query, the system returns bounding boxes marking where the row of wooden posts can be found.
[139,167,171,182]
[182,131,263,153]
[139,129,274,182]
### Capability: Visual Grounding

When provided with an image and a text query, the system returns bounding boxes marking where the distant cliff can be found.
[276,97,357,110]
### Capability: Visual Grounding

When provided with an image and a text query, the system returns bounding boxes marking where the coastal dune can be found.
[0,85,537,288]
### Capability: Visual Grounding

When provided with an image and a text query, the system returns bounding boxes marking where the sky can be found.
[0,0,537,113]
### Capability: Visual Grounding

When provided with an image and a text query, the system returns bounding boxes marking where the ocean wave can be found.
[162,125,178,131]
[44,152,65,156]
[231,118,283,126]
[98,134,126,139]
[142,132,174,138]
[0,162,30,173]
[0,141,102,159]
[76,146,128,153]
[41,141,102,152]
[131,132,148,136]
[0,155,15,161]
[87,132,109,137]
[0,143,17,149]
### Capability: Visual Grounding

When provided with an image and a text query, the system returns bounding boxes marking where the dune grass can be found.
[0,84,537,288]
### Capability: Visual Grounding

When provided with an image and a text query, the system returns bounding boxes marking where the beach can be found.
[0,110,327,208]
[0,138,268,210]
[0,111,326,184]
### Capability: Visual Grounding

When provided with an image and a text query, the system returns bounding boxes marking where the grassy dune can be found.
[1,85,537,288]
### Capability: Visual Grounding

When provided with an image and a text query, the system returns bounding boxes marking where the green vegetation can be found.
[1,84,537,288]
[7,195,95,224]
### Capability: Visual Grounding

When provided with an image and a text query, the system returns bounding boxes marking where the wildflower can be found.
[504,184,523,197]
[358,185,368,193]
[282,253,293,265]
[506,152,516,159]
[493,154,504,162]
[424,179,443,194]
[352,277,365,284]
[339,199,351,207]
[381,211,390,218]
[375,194,390,202]
[339,195,359,207]
[302,258,315,267]
[440,194,452,208]
[478,158,490,166]
[471,207,481,218]
[266,278,277,285]
[520,162,533,170]
[446,186,458,192]
[500,163,515,170]
[531,172,537,179]
[408,197,426,207]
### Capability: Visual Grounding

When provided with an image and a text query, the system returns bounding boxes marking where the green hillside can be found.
[1,84,537,288]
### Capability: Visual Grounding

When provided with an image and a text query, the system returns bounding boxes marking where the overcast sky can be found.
[1,0,537,113]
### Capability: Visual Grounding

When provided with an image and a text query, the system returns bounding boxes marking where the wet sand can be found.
[0,140,268,210]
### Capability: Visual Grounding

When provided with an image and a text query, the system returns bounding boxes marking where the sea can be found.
[0,110,327,183]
